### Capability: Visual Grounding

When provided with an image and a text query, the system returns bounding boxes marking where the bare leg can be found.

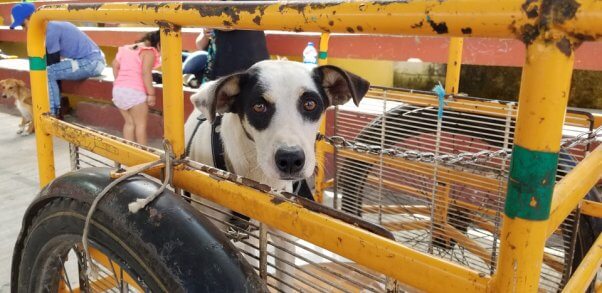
[119,109,135,142]
[130,102,149,145]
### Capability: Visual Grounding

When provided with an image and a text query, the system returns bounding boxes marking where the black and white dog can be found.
[184,60,369,289]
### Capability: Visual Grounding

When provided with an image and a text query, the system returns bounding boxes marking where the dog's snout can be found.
[275,147,305,175]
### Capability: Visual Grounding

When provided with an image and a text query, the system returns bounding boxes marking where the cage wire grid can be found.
[333,87,597,292]
[65,85,599,292]
[69,142,393,292]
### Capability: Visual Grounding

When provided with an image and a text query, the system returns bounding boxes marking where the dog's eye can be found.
[303,100,317,111]
[252,103,267,113]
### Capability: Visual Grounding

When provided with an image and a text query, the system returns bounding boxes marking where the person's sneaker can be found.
[59,96,71,117]
[184,74,200,88]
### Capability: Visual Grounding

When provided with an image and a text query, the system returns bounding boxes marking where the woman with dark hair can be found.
[112,30,161,145]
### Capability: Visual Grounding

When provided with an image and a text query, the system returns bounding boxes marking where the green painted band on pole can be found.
[319,51,328,59]
[29,56,47,71]
[504,145,558,220]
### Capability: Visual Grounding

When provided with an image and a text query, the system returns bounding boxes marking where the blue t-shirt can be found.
[46,21,103,60]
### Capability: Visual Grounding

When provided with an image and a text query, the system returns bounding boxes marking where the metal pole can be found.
[493,34,576,291]
[444,37,463,94]
[315,32,331,203]
[160,24,185,158]
[259,223,269,281]
[28,16,56,187]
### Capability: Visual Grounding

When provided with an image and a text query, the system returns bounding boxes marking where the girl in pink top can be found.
[112,31,161,145]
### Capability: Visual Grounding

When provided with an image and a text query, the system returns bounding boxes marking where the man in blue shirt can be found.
[10,3,106,117]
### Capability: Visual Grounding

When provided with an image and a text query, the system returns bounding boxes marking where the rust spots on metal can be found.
[183,161,392,238]
[182,3,268,25]
[66,3,103,11]
[519,23,540,45]
[540,0,580,25]
[513,0,590,54]
[356,25,364,32]
[555,36,573,57]
[270,197,285,205]
[134,3,172,13]
[156,21,181,35]
[280,192,395,240]
[461,27,472,35]
[253,15,261,26]
[346,27,355,33]
[411,20,424,29]
[328,20,334,26]
[278,2,340,15]
[426,15,448,34]
[521,0,539,19]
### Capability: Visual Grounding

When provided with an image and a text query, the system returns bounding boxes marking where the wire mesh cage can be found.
[330,87,600,292]
[66,84,600,292]
[68,89,600,292]
[68,134,400,293]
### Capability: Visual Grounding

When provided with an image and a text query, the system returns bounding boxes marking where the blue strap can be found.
[432,82,446,119]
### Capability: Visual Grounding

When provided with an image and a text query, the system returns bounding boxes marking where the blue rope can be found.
[432,81,447,119]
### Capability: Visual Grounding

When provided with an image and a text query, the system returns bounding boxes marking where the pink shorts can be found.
[112,87,147,110]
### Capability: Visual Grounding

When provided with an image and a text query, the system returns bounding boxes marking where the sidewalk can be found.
[0,111,69,290]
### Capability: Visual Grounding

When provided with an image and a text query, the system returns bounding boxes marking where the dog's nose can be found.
[275,147,305,175]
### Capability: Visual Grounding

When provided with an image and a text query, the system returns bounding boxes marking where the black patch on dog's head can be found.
[230,68,275,132]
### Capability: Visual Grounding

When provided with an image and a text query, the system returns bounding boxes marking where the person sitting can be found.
[182,28,211,87]
[10,3,106,117]
[182,27,269,88]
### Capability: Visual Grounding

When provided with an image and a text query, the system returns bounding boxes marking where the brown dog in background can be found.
[0,79,34,135]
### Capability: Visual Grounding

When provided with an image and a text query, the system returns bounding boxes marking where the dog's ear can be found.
[313,65,370,107]
[190,73,244,123]
[15,80,26,87]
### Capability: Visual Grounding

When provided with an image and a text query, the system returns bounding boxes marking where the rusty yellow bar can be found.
[34,1,535,38]
[562,234,602,293]
[493,34,576,292]
[593,113,602,129]
[560,0,602,42]
[41,115,489,292]
[160,25,185,158]
[314,32,331,203]
[444,37,463,94]
[366,88,591,128]
[548,144,602,237]
[315,118,327,203]
[581,199,602,218]
[318,32,330,66]
[27,17,56,187]
[337,148,501,192]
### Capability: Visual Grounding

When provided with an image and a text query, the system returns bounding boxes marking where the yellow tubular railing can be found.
[547,144,602,238]
[314,32,331,203]
[40,116,490,293]
[159,24,185,158]
[26,1,602,292]
[32,1,533,37]
[493,31,578,291]
[444,37,463,94]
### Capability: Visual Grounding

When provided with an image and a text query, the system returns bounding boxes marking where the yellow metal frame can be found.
[26,1,602,292]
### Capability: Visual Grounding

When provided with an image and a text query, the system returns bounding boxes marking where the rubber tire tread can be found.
[15,196,178,292]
